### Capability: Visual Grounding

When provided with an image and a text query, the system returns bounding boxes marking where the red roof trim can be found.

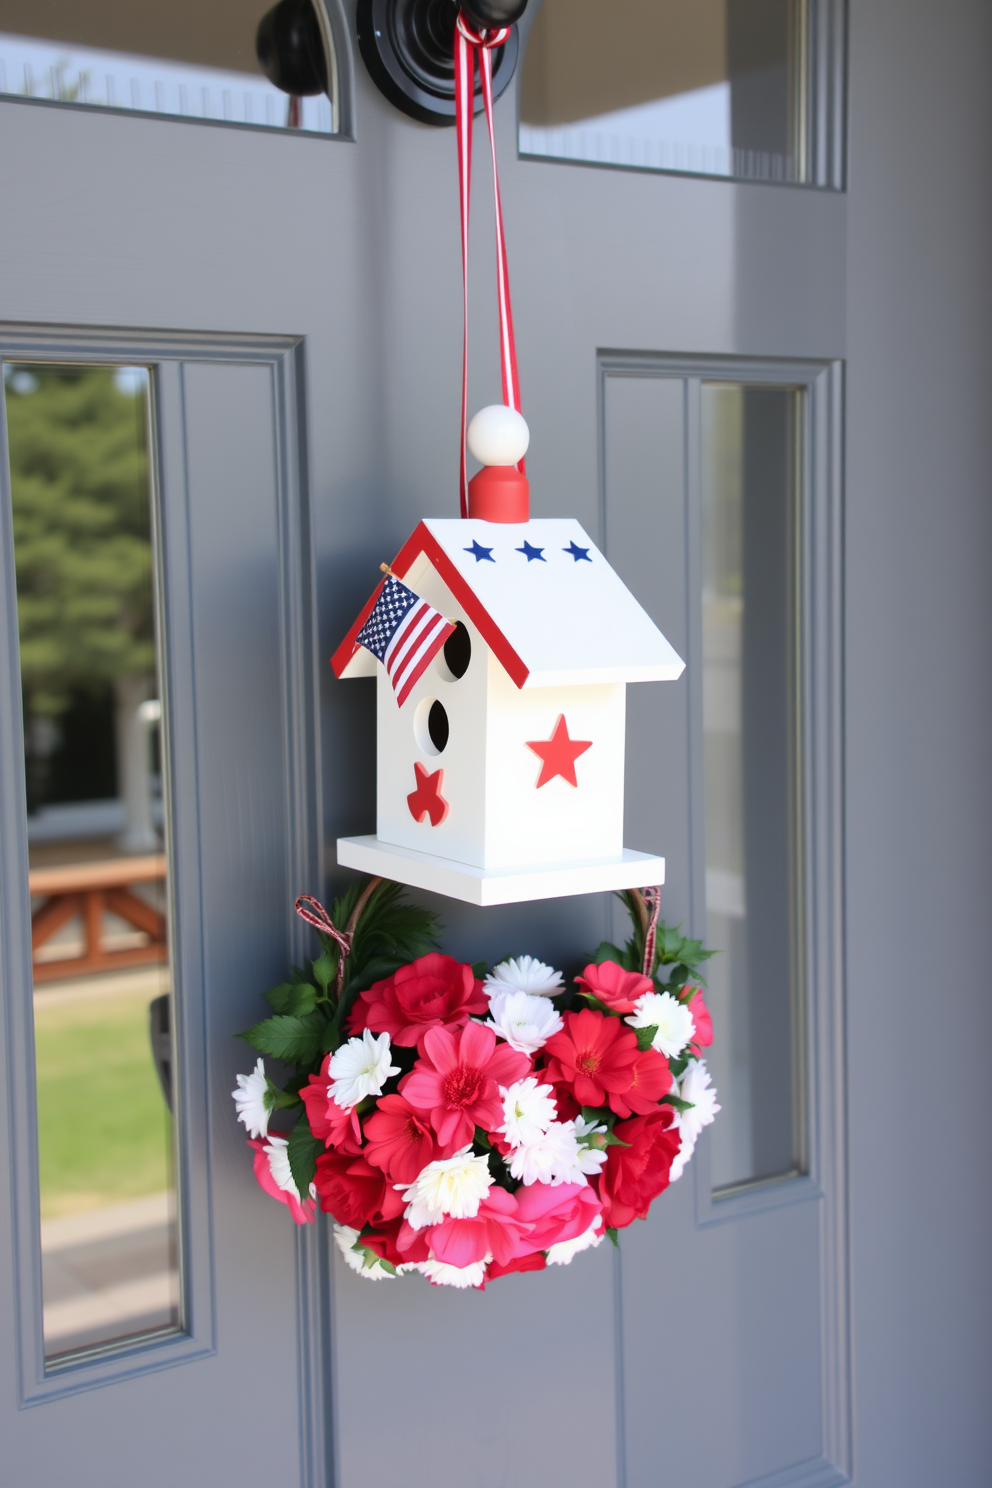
[330,522,530,689]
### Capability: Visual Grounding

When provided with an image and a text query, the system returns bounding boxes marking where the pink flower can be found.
[363,1092,458,1184]
[248,1137,315,1225]
[511,1181,602,1257]
[399,1186,527,1270]
[347,953,488,1048]
[575,960,655,1015]
[401,1021,531,1148]
[300,1056,363,1152]
[686,987,713,1054]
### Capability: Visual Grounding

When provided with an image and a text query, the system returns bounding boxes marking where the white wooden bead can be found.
[467,404,530,466]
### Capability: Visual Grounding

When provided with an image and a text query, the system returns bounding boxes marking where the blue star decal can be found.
[464,540,495,563]
[563,540,592,562]
[516,540,546,562]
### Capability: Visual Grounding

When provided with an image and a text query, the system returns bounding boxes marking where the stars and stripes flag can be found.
[355,574,456,706]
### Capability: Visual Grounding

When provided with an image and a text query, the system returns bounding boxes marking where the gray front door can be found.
[1,2,989,1485]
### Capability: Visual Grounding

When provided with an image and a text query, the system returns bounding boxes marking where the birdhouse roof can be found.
[331,518,684,690]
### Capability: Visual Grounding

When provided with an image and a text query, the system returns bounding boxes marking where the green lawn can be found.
[34,990,172,1219]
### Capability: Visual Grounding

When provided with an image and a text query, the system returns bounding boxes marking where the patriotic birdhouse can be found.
[332,431,685,906]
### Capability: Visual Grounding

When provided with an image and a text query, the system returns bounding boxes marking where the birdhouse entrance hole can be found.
[414,697,449,756]
[438,622,471,680]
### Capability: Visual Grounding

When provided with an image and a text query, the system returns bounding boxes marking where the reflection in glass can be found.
[5,363,180,1358]
[0,0,333,133]
[520,0,805,183]
[701,383,802,1190]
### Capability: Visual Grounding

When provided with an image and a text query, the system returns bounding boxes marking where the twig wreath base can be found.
[232,881,720,1289]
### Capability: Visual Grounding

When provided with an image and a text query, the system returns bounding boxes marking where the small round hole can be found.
[414,697,449,756]
[440,622,471,680]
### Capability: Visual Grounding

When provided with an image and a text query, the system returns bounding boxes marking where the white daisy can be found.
[625,990,696,1058]
[485,989,564,1053]
[546,1219,605,1266]
[419,1255,490,1289]
[232,1057,272,1139]
[668,1059,721,1182]
[328,1028,400,1109]
[507,1120,591,1187]
[399,1147,493,1229]
[334,1224,396,1280]
[497,1077,558,1147]
[484,955,564,998]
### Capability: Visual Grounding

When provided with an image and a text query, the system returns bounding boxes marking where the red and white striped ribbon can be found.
[455,12,524,518]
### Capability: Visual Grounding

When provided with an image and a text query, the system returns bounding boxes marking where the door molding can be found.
[598,351,850,1487]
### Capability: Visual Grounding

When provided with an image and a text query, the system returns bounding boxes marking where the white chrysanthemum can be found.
[571,1116,609,1178]
[485,989,563,1054]
[334,1224,396,1281]
[497,1077,558,1147]
[508,1120,590,1186]
[668,1059,721,1182]
[262,1133,316,1200]
[328,1028,400,1109]
[546,1219,605,1266]
[419,1255,491,1289]
[484,955,564,998]
[399,1147,493,1229]
[232,1057,271,1139]
[625,990,695,1058]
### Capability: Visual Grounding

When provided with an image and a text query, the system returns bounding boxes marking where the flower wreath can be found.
[232,879,720,1290]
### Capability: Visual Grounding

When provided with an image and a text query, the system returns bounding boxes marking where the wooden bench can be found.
[29,855,167,983]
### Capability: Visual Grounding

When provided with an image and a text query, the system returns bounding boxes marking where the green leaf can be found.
[264,980,318,1016]
[270,1087,304,1110]
[577,989,616,1016]
[592,941,631,968]
[311,952,338,994]
[474,1126,493,1149]
[237,1011,329,1065]
[287,1110,322,1201]
[604,1130,631,1147]
[633,1024,658,1052]
[606,1226,619,1248]
[470,960,489,980]
[263,981,296,1014]
[664,1094,693,1113]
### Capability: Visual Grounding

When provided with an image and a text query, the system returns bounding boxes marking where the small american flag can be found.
[356,574,455,706]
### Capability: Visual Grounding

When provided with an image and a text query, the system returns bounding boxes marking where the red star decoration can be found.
[407,761,449,825]
[526,714,592,788]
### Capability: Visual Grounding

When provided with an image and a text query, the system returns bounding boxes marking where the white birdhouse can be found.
[332,512,685,907]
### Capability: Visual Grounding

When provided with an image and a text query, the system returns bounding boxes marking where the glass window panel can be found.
[701,382,802,1190]
[520,0,806,184]
[0,0,333,133]
[4,362,181,1359]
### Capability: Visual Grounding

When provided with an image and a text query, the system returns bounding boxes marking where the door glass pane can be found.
[0,0,334,134]
[4,362,181,1359]
[701,382,802,1190]
[520,0,805,184]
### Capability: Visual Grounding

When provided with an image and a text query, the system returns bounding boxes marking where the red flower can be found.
[300,1057,363,1153]
[401,1021,531,1148]
[686,987,713,1054]
[598,1108,680,1229]
[487,1251,547,1279]
[347,953,488,1048]
[313,1150,405,1230]
[511,1181,602,1256]
[575,960,654,1015]
[248,1137,315,1225]
[359,1217,405,1268]
[401,1186,527,1269]
[608,1046,673,1118]
[543,1008,641,1114]
[363,1092,457,1183]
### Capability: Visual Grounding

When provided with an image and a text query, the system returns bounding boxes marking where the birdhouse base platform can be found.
[336,835,666,907]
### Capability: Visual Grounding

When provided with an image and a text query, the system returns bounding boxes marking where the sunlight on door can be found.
[4,363,181,1360]
[701,382,803,1190]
